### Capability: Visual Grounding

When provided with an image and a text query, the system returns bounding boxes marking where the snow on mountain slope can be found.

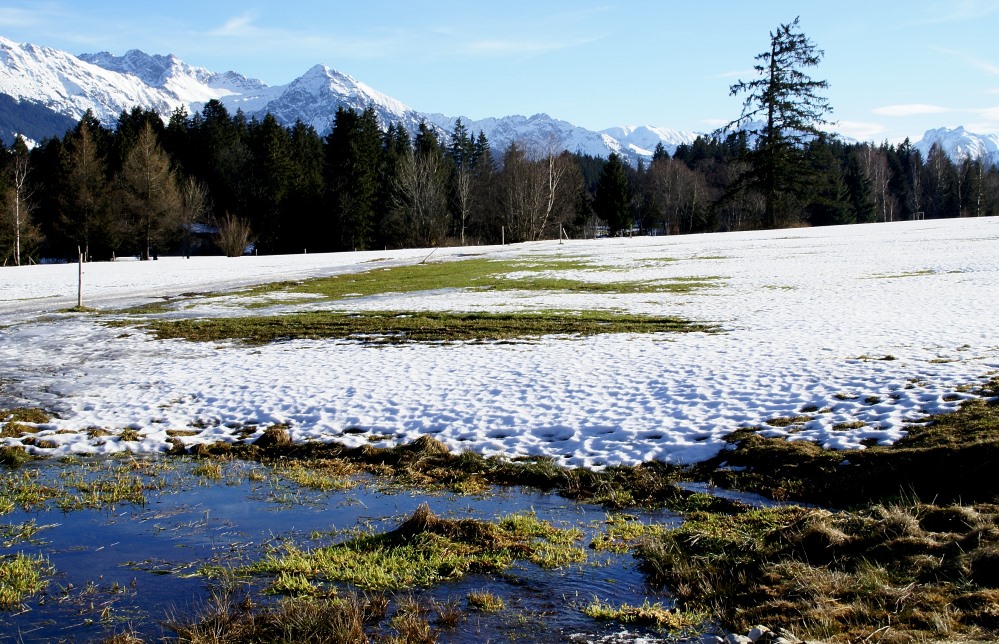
[425,112,645,161]
[915,126,999,166]
[248,64,427,133]
[0,35,179,123]
[78,49,267,105]
[601,125,699,157]
[4,36,997,166]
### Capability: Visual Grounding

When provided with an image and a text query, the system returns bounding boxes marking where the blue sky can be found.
[2,1,998,142]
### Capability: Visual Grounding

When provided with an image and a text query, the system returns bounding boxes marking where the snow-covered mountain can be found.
[914,126,999,167]
[77,49,268,105]
[0,35,184,124]
[0,36,696,161]
[2,35,997,167]
[601,125,700,157]
[241,63,428,135]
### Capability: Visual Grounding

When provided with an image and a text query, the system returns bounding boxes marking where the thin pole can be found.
[77,247,83,308]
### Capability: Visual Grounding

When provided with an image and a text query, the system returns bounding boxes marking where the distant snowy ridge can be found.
[1,35,997,165]
[0,35,182,122]
[0,35,698,161]
[242,64,429,135]
[914,126,999,167]
[78,49,268,105]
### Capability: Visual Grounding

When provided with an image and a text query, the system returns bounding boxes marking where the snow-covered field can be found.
[1,218,997,467]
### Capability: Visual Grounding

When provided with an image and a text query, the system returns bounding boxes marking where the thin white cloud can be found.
[830,120,887,141]
[0,8,39,27]
[462,35,601,59]
[972,106,999,121]
[206,11,261,38]
[872,104,953,116]
[908,0,999,25]
[715,69,757,80]
[937,48,999,75]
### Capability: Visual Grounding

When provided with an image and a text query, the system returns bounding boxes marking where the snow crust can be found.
[1,218,997,467]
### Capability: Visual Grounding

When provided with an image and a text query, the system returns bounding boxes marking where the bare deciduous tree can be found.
[180,177,211,258]
[388,147,451,248]
[495,142,578,243]
[3,136,35,265]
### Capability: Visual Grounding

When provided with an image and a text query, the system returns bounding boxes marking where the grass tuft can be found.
[582,597,705,631]
[233,503,584,592]
[467,590,505,612]
[0,552,49,610]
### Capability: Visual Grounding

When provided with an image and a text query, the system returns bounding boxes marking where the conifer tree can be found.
[117,123,182,259]
[593,153,631,234]
[844,152,876,224]
[287,120,326,251]
[449,119,477,245]
[325,107,382,250]
[247,114,294,252]
[62,118,112,259]
[805,135,851,226]
[728,17,832,227]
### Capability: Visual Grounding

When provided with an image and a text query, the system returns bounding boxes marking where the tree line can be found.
[1,102,998,265]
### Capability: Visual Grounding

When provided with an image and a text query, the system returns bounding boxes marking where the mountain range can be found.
[1,35,997,167]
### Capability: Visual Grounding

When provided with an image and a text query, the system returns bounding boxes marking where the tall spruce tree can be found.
[325,107,382,250]
[246,114,293,252]
[593,153,631,234]
[728,17,832,227]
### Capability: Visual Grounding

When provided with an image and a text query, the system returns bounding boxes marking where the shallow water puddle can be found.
[0,458,684,642]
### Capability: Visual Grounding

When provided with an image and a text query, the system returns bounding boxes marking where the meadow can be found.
[1,217,998,641]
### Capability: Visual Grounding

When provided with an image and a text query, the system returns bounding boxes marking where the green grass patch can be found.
[137,309,713,345]
[0,552,49,610]
[0,459,167,514]
[0,470,62,514]
[234,256,721,302]
[0,520,53,548]
[582,597,705,631]
[277,461,360,492]
[188,436,736,513]
[866,269,935,280]
[467,590,505,612]
[235,504,585,592]
[166,590,419,643]
[589,514,669,554]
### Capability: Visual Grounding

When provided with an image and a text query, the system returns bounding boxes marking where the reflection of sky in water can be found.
[1,460,682,642]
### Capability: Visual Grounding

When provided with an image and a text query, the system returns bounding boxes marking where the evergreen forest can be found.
[1,100,998,266]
